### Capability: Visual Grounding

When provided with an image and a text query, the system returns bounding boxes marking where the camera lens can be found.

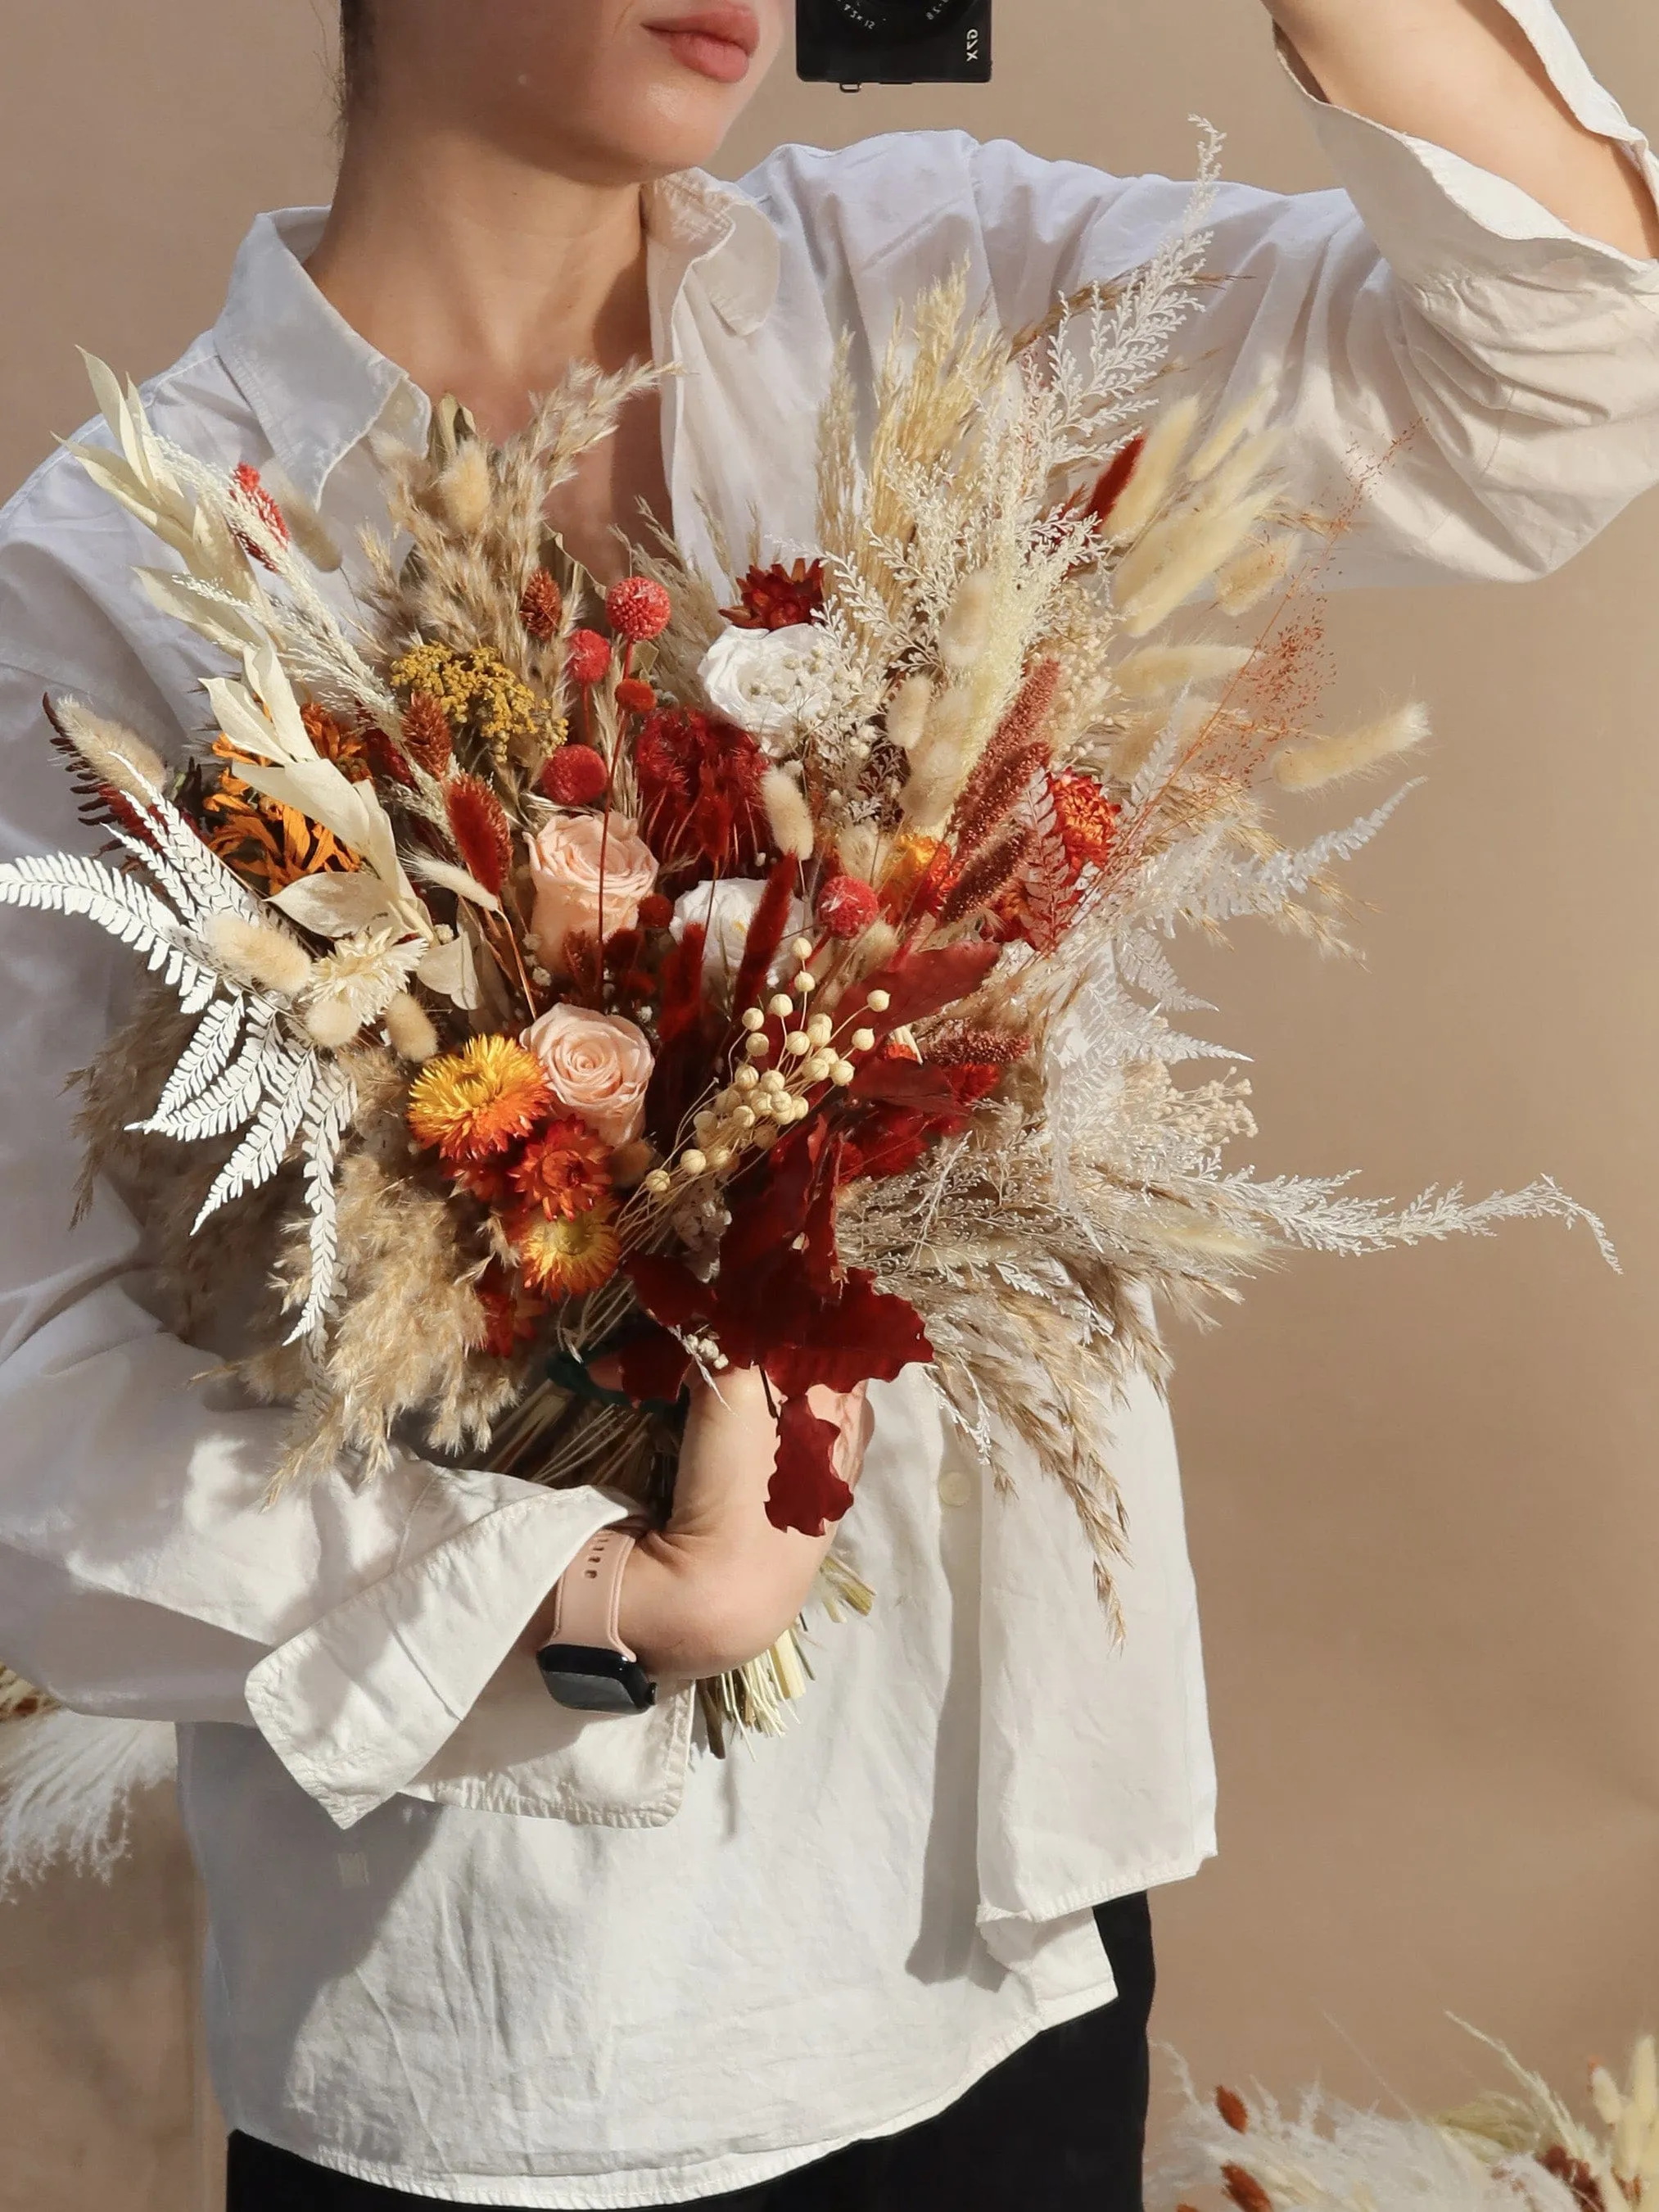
[824,0,978,38]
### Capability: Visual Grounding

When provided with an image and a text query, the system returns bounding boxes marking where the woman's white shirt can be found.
[2,7,1659,2201]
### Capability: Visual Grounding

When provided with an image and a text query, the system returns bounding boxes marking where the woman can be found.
[0,3,1656,2207]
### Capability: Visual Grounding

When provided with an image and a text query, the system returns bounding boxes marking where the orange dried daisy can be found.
[409,1037,552,1163]
[509,1116,613,1220]
[511,1203,621,1297]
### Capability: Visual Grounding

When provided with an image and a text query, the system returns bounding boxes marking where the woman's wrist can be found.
[617,1526,822,1680]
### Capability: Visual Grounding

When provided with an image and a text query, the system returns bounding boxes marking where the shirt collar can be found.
[212,170,780,508]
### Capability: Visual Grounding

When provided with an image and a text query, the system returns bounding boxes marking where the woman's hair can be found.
[339,0,372,113]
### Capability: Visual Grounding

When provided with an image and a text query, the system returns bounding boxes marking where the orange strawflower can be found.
[722,559,825,631]
[509,1116,613,1220]
[511,1203,622,1296]
[1049,771,1120,877]
[409,1038,552,1163]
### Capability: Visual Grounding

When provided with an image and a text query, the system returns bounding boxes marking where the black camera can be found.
[796,0,992,86]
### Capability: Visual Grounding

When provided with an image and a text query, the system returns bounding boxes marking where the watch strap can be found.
[549,1525,639,1658]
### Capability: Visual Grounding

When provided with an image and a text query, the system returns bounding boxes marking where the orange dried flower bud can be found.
[402,691,454,778]
[615,677,658,716]
[519,568,564,641]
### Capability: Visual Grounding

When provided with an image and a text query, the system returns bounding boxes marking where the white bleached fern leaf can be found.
[0,852,219,1011]
[193,1044,319,1233]
[287,1061,359,1351]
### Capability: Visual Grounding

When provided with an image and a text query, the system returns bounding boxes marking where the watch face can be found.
[544,1671,646,1715]
[536,1644,657,1715]
[822,0,976,38]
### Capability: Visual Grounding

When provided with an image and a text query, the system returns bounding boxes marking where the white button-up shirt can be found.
[3,8,1659,2202]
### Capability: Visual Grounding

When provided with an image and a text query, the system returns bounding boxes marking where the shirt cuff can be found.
[1276,1,1659,288]
[242,1481,626,1829]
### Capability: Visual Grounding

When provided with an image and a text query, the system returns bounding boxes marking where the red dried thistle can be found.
[566,630,612,687]
[615,677,658,717]
[816,874,880,940]
[540,744,609,807]
[635,708,768,871]
[401,691,454,778]
[1222,2165,1274,2212]
[519,568,564,642]
[445,773,514,898]
[231,462,289,570]
[509,1115,613,1220]
[605,575,673,644]
[1050,770,1120,877]
[1216,2088,1251,2136]
[722,558,827,632]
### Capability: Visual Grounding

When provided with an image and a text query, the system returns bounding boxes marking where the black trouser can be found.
[228,1893,1155,2212]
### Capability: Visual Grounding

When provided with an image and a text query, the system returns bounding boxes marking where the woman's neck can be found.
[307,115,655,444]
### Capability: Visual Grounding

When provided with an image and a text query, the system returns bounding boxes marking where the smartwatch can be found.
[536,1525,657,1715]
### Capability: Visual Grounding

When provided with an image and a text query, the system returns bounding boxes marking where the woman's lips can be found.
[649,8,759,84]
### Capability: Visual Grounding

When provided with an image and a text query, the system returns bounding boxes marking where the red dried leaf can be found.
[853,940,1002,1034]
[624,1252,709,1332]
[766,1394,854,1536]
[764,1274,933,1399]
[617,1324,694,1407]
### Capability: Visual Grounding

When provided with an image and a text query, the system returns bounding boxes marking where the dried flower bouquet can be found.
[0,147,1608,1762]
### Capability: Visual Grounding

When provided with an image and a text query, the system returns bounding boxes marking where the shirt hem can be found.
[223,1974,1123,2210]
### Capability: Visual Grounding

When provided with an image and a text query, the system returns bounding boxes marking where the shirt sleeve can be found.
[0,651,630,1831]
[957,0,1659,588]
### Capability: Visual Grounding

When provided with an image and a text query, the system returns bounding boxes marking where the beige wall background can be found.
[2,2,1657,2206]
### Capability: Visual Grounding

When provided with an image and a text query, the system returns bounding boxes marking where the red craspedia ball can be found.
[567,629,612,687]
[816,874,881,940]
[637,893,674,931]
[539,745,610,807]
[605,576,672,644]
[615,677,658,716]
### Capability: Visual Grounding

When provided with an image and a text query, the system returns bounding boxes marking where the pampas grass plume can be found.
[886,673,933,753]
[762,767,816,861]
[206,910,314,997]
[383,991,439,1063]
[1275,703,1430,790]
[1105,394,1201,541]
[938,569,996,676]
[432,443,494,538]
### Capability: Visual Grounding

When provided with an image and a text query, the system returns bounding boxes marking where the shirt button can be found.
[938,1468,974,1509]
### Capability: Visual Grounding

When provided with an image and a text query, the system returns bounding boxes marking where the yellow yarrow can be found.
[390,641,560,762]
